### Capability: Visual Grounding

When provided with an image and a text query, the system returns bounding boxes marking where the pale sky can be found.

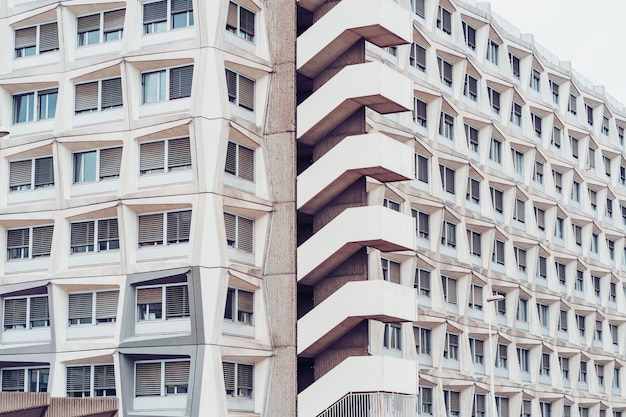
[483,0,626,107]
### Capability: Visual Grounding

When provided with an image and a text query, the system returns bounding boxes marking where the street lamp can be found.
[486,294,505,417]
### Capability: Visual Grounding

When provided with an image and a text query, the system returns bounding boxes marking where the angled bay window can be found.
[464,73,478,101]
[413,97,427,127]
[75,77,123,113]
[224,212,254,253]
[226,69,255,111]
[74,147,122,183]
[410,42,427,72]
[66,364,115,397]
[77,9,126,46]
[223,361,253,398]
[9,156,54,192]
[135,359,190,396]
[225,288,254,325]
[14,22,59,58]
[414,268,431,297]
[439,164,455,194]
[436,5,452,34]
[142,65,193,103]
[441,275,457,304]
[3,295,49,330]
[225,142,254,182]
[136,283,189,321]
[7,225,53,260]
[140,138,191,175]
[414,326,431,355]
[510,101,522,126]
[462,21,476,50]
[138,210,191,246]
[226,2,255,42]
[487,87,500,114]
[486,39,499,65]
[143,0,194,33]
[437,57,453,87]
[509,53,520,79]
[68,290,119,325]
[12,88,57,124]
[71,218,119,254]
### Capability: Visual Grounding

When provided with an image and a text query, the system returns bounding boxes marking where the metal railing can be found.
[317,392,417,417]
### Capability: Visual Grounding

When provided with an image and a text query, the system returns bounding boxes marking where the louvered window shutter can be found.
[172,0,193,12]
[238,290,253,314]
[4,298,27,328]
[418,212,429,235]
[34,157,54,188]
[224,213,236,246]
[475,339,484,356]
[225,142,237,175]
[476,395,485,412]
[139,213,164,245]
[224,288,234,319]
[450,391,460,413]
[98,218,119,245]
[140,141,165,173]
[94,364,115,390]
[239,7,255,37]
[167,138,191,170]
[413,327,421,348]
[15,27,36,49]
[237,216,254,253]
[443,62,452,83]
[96,290,119,322]
[389,261,401,284]
[71,221,95,251]
[2,369,25,391]
[223,362,235,393]
[518,249,526,268]
[227,2,238,29]
[238,74,255,111]
[10,160,32,189]
[419,270,430,290]
[39,22,59,53]
[101,77,123,108]
[445,167,455,193]
[238,144,254,181]
[135,362,161,396]
[77,14,100,33]
[473,285,482,307]
[422,387,432,403]
[501,398,509,417]
[32,226,53,257]
[104,9,125,32]
[237,363,253,392]
[169,65,193,99]
[30,296,49,324]
[226,69,237,102]
[7,229,29,251]
[99,147,122,179]
[165,361,189,387]
[417,45,426,68]
[143,0,167,24]
[66,366,90,394]
[68,293,93,322]
[166,210,191,243]
[448,279,457,304]
[499,344,507,360]
[137,287,163,305]
[165,285,189,318]
[75,82,99,113]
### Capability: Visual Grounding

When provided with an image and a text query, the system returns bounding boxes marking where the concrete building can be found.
[2,0,626,417]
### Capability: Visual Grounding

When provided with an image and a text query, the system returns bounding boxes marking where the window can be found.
[224,212,254,253]
[226,69,256,111]
[568,94,577,114]
[593,275,601,297]
[560,356,569,379]
[551,126,561,148]
[597,364,605,386]
[553,170,563,194]
[514,199,525,223]
[595,320,603,341]
[495,343,507,368]
[579,361,587,382]
[533,161,544,184]
[7,225,53,260]
[135,359,190,396]
[3,295,49,330]
[577,314,586,337]
[143,65,193,104]
[604,155,612,177]
[441,275,457,304]
[437,58,453,87]
[0,367,49,392]
[571,181,580,202]
[573,224,582,247]
[465,124,479,152]
[138,210,191,246]
[512,149,524,176]
[136,283,189,321]
[226,142,255,182]
[575,270,584,292]
[437,5,452,34]
[589,190,597,211]
[603,116,610,136]
[614,367,621,388]
[517,298,528,322]
[12,89,57,124]
[439,112,454,139]
[74,147,122,182]
[531,113,542,138]
[492,239,505,265]
[418,386,433,415]
[383,323,402,350]
[537,303,549,328]
[610,323,618,347]
[143,0,194,33]
[585,103,594,125]
[414,268,431,297]
[608,239,615,260]
[619,125,625,145]
[540,402,552,417]
[14,22,59,58]
[558,309,568,331]
[464,74,478,101]
[517,348,529,372]
[77,9,125,45]
[473,394,486,417]
[570,136,579,159]
[443,389,460,417]
[620,165,626,185]
[466,178,480,203]
[489,138,501,163]
[414,326,431,355]
[540,352,550,376]
[530,69,541,92]
[555,217,564,239]
[469,337,484,364]
[410,43,427,71]
[381,258,401,283]
[493,290,506,316]
[441,221,456,248]
[226,2,255,42]
[591,233,598,253]
[537,255,547,279]
[495,397,509,417]
[383,198,401,212]
[509,53,520,79]
[413,98,427,127]
[510,101,522,126]
[487,87,500,114]
[439,165,455,193]
[412,209,430,239]
[71,218,119,254]
[467,230,481,257]
[75,77,123,114]
[462,22,476,50]
[549,80,559,104]
[490,187,503,214]
[225,288,254,324]
[412,0,425,18]
[68,290,119,325]
[468,284,482,310]
[514,247,527,272]
[9,156,54,191]
[522,400,532,417]
[67,364,115,397]
[486,39,499,65]
[140,138,191,175]
[587,147,596,169]
[223,361,253,398]
[610,282,617,303]
[579,408,589,417]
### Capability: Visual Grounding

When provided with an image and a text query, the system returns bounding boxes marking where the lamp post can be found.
[486,294,505,417]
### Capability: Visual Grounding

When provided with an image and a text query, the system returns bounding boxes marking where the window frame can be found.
[66,363,116,397]
[136,282,190,322]
[134,358,190,397]
[3,294,50,330]
[137,210,192,247]
[142,65,194,104]
[226,1,256,43]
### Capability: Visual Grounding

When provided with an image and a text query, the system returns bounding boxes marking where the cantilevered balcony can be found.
[298,356,417,417]
[297,62,413,146]
[298,133,413,215]
[298,0,411,78]
[298,205,415,285]
[298,280,416,357]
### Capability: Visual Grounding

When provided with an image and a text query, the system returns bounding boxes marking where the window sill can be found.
[74,108,124,127]
[225,31,257,55]
[138,170,192,189]
[8,187,55,205]
[134,394,187,412]
[2,326,51,344]
[75,40,122,60]
[13,51,59,71]
[136,317,191,336]
[141,26,195,47]
[223,321,255,338]
[68,250,120,268]
[67,323,116,340]
[139,97,191,118]
[227,397,255,413]
[71,180,120,198]
[4,257,50,274]
[10,119,55,136]
[137,243,189,262]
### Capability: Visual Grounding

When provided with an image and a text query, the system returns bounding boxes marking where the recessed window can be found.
[140,138,191,175]
[3,295,49,330]
[469,338,484,364]
[381,257,401,283]
[414,326,431,355]
[1,367,49,392]
[490,187,503,214]
[579,360,587,381]
[14,22,59,58]
[462,22,476,50]
[67,364,115,397]
[531,113,542,138]
[226,69,255,111]
[468,284,482,310]
[486,39,499,65]
[410,43,427,71]
[68,290,119,326]
[510,101,522,126]
[418,386,433,415]
[437,57,453,87]
[570,136,579,158]
[560,356,569,379]
[466,177,480,203]
[443,333,459,359]
[225,142,254,182]
[551,126,561,148]
[513,199,525,223]
[7,226,53,260]
[467,230,481,257]
[77,9,125,46]
[436,5,452,34]
[517,347,529,372]
[573,224,582,247]
[225,288,254,325]
[514,247,526,271]
[74,147,122,183]
[138,210,192,246]
[540,352,550,375]
[75,77,123,113]
[224,212,254,253]
[136,283,190,321]
[549,80,559,104]
[512,149,524,176]
[414,268,431,297]
[382,198,401,212]
[554,216,564,239]
[530,68,541,92]
[12,88,57,124]
[464,74,478,101]
[439,165,455,194]
[495,343,507,368]
[465,124,479,152]
[383,323,402,350]
[415,154,429,183]
[489,138,501,163]
[143,0,194,34]
[70,218,119,253]
[487,87,500,114]
[535,207,545,231]
[443,390,460,417]
[142,65,193,104]
[9,156,54,192]
[589,189,597,211]
[441,275,457,304]
[226,2,255,42]
[568,94,577,114]
[517,298,528,322]
[553,170,562,194]
[575,270,584,292]
[585,103,594,126]
[556,262,566,285]
[135,359,190,396]
[492,239,505,265]
[413,210,430,240]
[508,53,520,79]
[537,255,547,279]
[223,361,253,398]
[533,161,544,184]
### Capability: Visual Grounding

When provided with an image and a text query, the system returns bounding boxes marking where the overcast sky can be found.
[482,0,626,107]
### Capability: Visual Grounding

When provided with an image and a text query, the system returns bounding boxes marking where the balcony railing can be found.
[317,392,417,417]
